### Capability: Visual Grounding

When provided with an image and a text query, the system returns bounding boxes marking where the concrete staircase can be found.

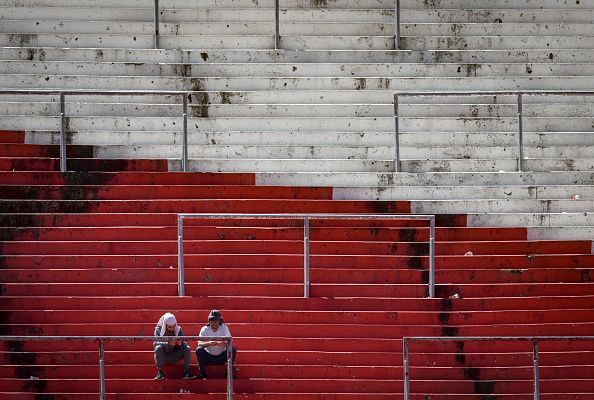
[0,0,593,240]
[2,134,594,399]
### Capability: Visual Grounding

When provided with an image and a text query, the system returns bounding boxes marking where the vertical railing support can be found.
[533,340,540,400]
[154,0,160,49]
[59,92,67,172]
[274,0,280,50]
[99,339,106,400]
[182,94,188,172]
[428,217,435,298]
[395,0,401,50]
[517,92,524,172]
[227,338,234,400]
[303,217,310,298]
[177,215,185,296]
[403,337,410,400]
[393,93,401,172]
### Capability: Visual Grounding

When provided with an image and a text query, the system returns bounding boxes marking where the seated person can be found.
[153,312,196,380]
[196,310,237,379]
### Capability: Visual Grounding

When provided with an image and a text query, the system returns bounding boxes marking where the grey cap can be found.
[208,310,223,321]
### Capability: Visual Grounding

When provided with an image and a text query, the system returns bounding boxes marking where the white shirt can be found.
[199,324,231,356]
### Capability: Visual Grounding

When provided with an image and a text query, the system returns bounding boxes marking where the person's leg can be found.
[183,344,192,373]
[153,345,167,379]
[196,346,208,378]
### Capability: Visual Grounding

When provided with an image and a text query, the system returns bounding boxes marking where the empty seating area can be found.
[1,0,594,398]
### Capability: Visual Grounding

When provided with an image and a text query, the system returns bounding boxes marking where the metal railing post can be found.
[403,337,410,400]
[304,217,310,298]
[227,338,234,400]
[533,340,540,400]
[154,0,159,49]
[428,217,435,298]
[394,93,401,172]
[99,339,106,400]
[395,0,401,50]
[274,0,280,50]
[59,93,67,172]
[177,215,185,296]
[517,92,524,172]
[182,94,188,172]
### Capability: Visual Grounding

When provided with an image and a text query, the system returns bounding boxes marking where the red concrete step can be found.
[0,185,333,200]
[5,295,594,313]
[0,157,168,172]
[0,199,411,214]
[0,130,25,143]
[4,309,593,326]
[3,364,593,381]
[3,281,594,298]
[0,364,403,380]
[3,376,594,395]
[5,350,593,369]
[6,337,594,355]
[3,393,593,400]
[0,377,406,393]
[5,337,407,353]
[0,226,526,242]
[2,253,592,271]
[3,321,594,337]
[0,213,465,228]
[1,239,589,256]
[0,171,255,185]
[0,282,430,297]
[0,144,93,158]
[3,268,593,285]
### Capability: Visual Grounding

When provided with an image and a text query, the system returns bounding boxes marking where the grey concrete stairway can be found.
[0,0,593,239]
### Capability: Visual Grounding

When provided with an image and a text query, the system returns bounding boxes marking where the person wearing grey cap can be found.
[195,310,237,379]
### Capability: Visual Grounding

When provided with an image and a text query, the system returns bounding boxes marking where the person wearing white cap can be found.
[195,310,237,379]
[153,312,196,380]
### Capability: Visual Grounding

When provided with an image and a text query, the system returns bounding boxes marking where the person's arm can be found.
[153,325,167,347]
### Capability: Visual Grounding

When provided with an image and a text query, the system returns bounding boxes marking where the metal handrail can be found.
[393,90,594,173]
[402,336,594,400]
[0,335,234,400]
[177,213,436,298]
[0,89,191,173]
[395,0,401,50]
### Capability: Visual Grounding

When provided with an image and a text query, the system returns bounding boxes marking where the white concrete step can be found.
[3,60,594,78]
[85,144,594,160]
[166,157,594,173]
[2,74,593,91]
[7,0,594,9]
[3,20,593,36]
[23,130,594,147]
[402,35,594,50]
[527,227,594,240]
[468,213,594,228]
[4,115,594,133]
[3,47,593,64]
[332,185,594,200]
[7,0,594,8]
[3,32,593,50]
[255,171,594,187]
[2,8,591,23]
[410,199,594,214]
[3,100,594,118]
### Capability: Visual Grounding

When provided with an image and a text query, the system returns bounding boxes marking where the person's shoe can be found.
[154,370,165,380]
[182,371,196,380]
[199,373,207,380]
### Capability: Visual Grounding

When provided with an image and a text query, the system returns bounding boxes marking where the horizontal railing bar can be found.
[179,213,435,220]
[0,90,190,96]
[0,336,231,342]
[396,90,594,97]
[407,336,594,342]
